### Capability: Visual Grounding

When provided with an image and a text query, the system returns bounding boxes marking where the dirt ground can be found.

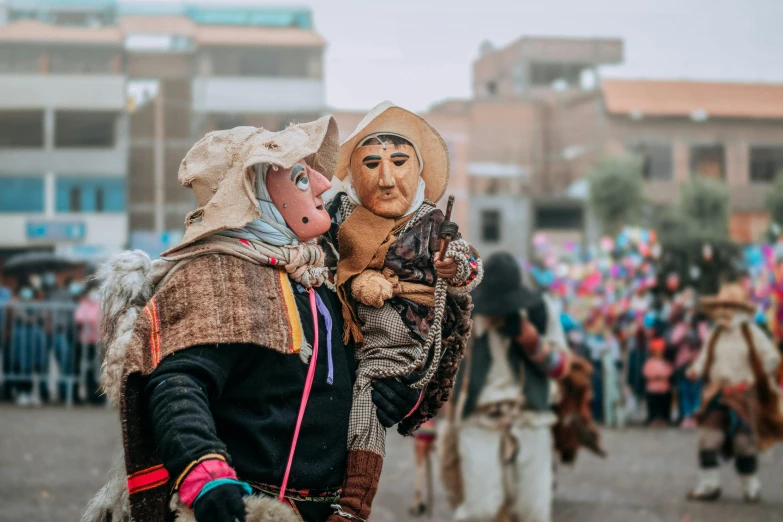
[1,405,782,522]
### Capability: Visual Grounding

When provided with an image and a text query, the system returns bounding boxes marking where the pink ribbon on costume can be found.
[279,288,320,502]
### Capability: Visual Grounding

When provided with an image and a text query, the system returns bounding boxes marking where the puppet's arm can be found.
[436,240,483,295]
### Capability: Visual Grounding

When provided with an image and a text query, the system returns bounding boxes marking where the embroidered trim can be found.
[247,481,341,503]
[173,453,227,491]
[128,464,170,495]
[277,269,304,354]
[143,298,162,367]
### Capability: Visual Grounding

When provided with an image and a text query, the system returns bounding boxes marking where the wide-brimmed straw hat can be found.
[162,115,339,257]
[472,252,542,317]
[335,101,449,203]
[700,283,755,314]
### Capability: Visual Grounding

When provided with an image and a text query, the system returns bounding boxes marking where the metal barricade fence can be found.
[0,301,102,407]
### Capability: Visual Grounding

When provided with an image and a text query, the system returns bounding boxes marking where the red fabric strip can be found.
[128,467,170,494]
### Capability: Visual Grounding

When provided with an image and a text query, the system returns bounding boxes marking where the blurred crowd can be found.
[0,264,103,406]
[531,228,783,429]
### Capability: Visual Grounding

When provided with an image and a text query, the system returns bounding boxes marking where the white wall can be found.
[192,77,325,114]
[0,75,126,110]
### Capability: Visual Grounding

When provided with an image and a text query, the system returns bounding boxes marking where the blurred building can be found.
[121,3,325,254]
[0,0,326,260]
[462,37,622,259]
[0,0,128,260]
[461,36,783,259]
[599,79,783,243]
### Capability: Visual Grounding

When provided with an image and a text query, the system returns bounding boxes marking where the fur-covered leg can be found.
[81,448,131,522]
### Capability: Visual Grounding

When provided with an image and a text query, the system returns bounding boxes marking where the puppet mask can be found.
[265,160,332,242]
[350,142,420,218]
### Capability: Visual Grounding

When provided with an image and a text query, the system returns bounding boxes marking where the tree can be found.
[587,153,645,236]
[655,177,738,295]
[679,177,730,239]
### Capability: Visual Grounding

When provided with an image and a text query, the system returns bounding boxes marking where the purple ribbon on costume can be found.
[312,291,334,385]
[296,284,334,385]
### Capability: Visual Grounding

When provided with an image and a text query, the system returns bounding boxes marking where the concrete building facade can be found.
[0,1,128,259]
[462,36,783,259]
[0,1,328,259]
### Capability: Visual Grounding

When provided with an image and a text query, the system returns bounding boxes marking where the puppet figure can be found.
[327,102,482,521]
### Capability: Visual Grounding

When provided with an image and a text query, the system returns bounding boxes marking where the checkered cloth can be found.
[348,302,424,455]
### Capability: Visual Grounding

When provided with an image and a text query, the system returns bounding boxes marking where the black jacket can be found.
[145,283,355,517]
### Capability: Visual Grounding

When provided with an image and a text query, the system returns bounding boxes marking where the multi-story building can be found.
[0,0,128,259]
[463,36,783,258]
[465,37,621,259]
[0,1,327,259]
[121,3,326,253]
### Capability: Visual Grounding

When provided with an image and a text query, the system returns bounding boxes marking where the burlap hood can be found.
[163,115,339,257]
[335,101,449,203]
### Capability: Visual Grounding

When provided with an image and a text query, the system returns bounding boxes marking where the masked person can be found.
[326,102,481,521]
[686,283,783,503]
[440,252,577,522]
[82,117,422,522]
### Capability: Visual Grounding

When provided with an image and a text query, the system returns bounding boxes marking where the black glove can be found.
[193,482,247,522]
[372,373,422,428]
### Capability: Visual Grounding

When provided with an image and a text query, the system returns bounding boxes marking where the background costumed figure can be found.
[686,283,783,503]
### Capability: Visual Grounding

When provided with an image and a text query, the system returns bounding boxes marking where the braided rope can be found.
[368,239,470,389]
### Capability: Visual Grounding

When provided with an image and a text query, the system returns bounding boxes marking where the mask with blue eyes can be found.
[221,161,332,245]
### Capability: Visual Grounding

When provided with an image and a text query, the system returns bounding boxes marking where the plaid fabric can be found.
[348,302,423,455]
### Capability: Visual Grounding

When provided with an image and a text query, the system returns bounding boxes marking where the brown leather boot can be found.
[328,450,384,522]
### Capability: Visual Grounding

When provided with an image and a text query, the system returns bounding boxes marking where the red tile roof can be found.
[602,79,783,120]
[0,20,122,45]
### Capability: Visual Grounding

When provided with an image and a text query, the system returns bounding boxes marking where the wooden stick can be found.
[438,195,456,260]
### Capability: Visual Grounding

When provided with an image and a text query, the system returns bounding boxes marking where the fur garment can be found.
[171,494,300,522]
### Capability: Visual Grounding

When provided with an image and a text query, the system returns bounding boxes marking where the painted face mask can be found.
[264,160,332,242]
[350,141,421,218]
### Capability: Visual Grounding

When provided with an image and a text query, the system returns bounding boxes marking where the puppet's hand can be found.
[434,252,458,280]
[372,373,422,428]
[352,269,394,308]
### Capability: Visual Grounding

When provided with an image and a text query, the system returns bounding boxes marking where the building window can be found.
[55,111,116,148]
[535,206,584,229]
[750,146,783,183]
[0,110,44,148]
[481,209,501,243]
[96,187,105,212]
[690,144,725,180]
[56,177,125,213]
[49,48,117,74]
[628,142,673,181]
[0,177,44,212]
[486,81,498,97]
[69,187,82,212]
[0,46,42,73]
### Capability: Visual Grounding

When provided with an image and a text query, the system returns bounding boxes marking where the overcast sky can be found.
[136,0,783,112]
